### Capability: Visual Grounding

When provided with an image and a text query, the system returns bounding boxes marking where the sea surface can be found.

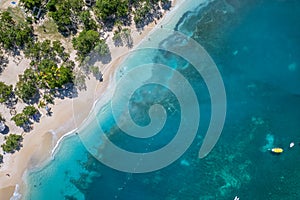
[25,0,300,199]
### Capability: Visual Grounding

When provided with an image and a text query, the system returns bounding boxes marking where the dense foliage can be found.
[23,105,38,117]
[80,10,98,31]
[37,59,74,89]
[15,68,38,102]
[47,0,84,35]
[113,28,132,47]
[15,39,73,102]
[24,40,69,64]
[20,0,42,10]
[1,134,23,153]
[0,81,13,103]
[94,0,129,22]
[0,11,33,50]
[72,30,101,61]
[11,113,29,127]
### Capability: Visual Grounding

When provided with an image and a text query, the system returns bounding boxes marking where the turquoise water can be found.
[25,0,300,199]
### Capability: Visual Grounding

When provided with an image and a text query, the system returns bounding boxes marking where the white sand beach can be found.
[0,0,186,199]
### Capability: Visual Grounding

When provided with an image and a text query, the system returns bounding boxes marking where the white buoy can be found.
[290,142,295,148]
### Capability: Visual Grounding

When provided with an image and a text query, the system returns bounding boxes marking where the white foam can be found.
[10,184,22,200]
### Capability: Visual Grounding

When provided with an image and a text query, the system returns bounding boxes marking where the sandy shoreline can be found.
[0,0,186,199]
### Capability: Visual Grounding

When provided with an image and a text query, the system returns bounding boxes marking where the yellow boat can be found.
[271,148,283,154]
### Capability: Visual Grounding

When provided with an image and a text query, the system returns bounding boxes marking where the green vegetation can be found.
[15,39,73,102]
[43,93,54,104]
[15,58,74,102]
[0,49,8,73]
[0,154,3,164]
[0,0,170,137]
[0,11,33,50]
[0,82,13,103]
[94,0,129,22]
[11,113,29,127]
[10,106,39,128]
[72,30,101,61]
[37,59,74,89]
[113,28,132,47]
[15,68,38,103]
[24,40,69,63]
[1,134,23,153]
[94,40,110,56]
[47,0,84,35]
[20,0,42,10]
[23,105,38,117]
[80,10,98,31]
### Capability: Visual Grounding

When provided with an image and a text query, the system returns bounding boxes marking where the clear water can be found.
[25,0,300,199]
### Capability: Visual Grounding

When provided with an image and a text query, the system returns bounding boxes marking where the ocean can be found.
[24,0,300,199]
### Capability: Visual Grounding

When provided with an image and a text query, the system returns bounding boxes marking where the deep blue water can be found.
[25,0,300,199]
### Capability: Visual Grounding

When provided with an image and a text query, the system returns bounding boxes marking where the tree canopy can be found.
[37,59,74,89]
[0,82,13,103]
[11,113,29,127]
[0,11,33,50]
[94,0,129,22]
[72,30,101,61]
[20,0,42,10]
[15,68,38,102]
[23,105,38,117]
[1,134,23,153]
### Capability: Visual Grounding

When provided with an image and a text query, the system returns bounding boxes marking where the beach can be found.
[3,0,299,199]
[0,0,185,199]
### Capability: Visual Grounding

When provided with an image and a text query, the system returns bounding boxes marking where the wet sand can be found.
[0,0,185,199]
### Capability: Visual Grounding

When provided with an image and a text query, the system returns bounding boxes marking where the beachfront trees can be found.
[11,113,29,127]
[80,10,98,31]
[15,68,38,103]
[37,59,74,89]
[49,1,74,35]
[15,80,37,103]
[0,82,13,103]
[52,40,69,61]
[20,0,42,10]
[94,0,129,22]
[24,40,69,63]
[0,11,33,50]
[72,30,101,61]
[48,0,84,36]
[112,28,132,47]
[94,40,110,56]
[23,105,38,117]
[1,134,23,153]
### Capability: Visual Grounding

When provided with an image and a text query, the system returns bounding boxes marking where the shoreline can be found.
[0,0,188,199]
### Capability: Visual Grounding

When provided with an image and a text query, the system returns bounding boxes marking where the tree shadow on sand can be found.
[52,83,79,99]
[88,51,112,66]
[0,125,10,135]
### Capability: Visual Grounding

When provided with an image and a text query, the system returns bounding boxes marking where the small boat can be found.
[271,148,283,154]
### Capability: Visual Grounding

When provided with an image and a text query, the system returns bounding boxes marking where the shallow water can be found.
[25,0,300,199]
